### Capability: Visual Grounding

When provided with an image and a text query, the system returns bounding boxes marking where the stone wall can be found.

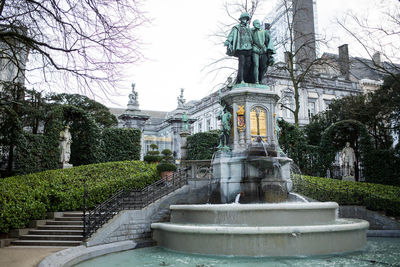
[339,206,400,230]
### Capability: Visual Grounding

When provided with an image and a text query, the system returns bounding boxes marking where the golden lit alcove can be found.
[250,107,267,141]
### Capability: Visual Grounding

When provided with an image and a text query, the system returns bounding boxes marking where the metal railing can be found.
[83,169,188,239]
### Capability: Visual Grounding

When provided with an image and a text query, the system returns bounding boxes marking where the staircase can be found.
[11,212,83,247]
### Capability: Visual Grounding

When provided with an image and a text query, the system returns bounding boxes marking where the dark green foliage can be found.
[187,131,220,160]
[0,161,157,233]
[14,133,60,175]
[293,175,400,216]
[62,105,103,166]
[101,128,141,162]
[157,148,176,174]
[370,74,400,139]
[156,162,177,173]
[47,93,118,128]
[161,149,173,157]
[365,149,400,185]
[144,144,161,163]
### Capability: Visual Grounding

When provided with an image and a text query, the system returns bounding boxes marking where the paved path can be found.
[0,246,64,267]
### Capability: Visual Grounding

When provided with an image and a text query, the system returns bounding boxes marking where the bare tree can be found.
[0,0,148,96]
[336,3,400,82]
[268,0,332,126]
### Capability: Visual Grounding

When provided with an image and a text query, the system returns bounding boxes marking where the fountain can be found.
[152,17,368,255]
[151,84,369,256]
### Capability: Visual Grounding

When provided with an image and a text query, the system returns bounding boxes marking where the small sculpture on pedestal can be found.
[128,83,139,106]
[177,88,186,108]
[217,105,232,151]
[60,126,73,168]
[182,112,189,133]
[341,142,356,180]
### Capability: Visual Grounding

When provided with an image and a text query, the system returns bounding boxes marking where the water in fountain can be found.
[151,134,369,256]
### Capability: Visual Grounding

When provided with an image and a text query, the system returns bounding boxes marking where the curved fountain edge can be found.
[38,241,138,267]
[151,219,369,234]
[170,202,339,211]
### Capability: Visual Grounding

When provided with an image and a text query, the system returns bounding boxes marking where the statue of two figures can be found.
[60,126,73,168]
[224,12,275,85]
[340,142,356,179]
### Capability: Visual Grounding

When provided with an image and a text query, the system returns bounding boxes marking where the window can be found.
[308,100,316,118]
[207,119,212,131]
[282,96,294,119]
[324,99,332,111]
[198,122,202,132]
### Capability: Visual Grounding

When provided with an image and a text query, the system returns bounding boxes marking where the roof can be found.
[321,52,398,81]
[108,107,168,120]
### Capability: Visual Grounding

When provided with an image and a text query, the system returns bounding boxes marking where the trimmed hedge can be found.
[0,161,157,233]
[187,131,220,160]
[292,175,400,216]
[14,132,60,175]
[101,128,141,162]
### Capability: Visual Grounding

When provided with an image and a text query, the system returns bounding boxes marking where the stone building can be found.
[110,0,389,159]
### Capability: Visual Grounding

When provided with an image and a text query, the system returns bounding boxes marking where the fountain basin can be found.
[151,203,369,256]
[170,202,339,226]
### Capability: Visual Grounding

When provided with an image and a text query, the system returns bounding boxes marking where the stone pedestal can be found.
[179,131,190,160]
[342,176,355,182]
[60,163,73,169]
[220,86,280,153]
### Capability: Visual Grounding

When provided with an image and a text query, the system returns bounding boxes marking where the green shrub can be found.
[292,175,400,216]
[0,161,157,233]
[14,132,60,175]
[101,128,141,162]
[157,148,176,174]
[187,131,220,160]
[144,144,161,163]
[156,162,177,173]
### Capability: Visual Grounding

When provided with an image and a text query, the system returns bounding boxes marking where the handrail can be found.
[83,168,188,239]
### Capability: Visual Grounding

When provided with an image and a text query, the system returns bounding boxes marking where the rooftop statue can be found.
[177,88,186,108]
[128,83,138,105]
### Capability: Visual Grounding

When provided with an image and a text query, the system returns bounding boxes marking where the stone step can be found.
[11,240,82,247]
[19,235,83,241]
[46,220,83,226]
[63,212,83,217]
[55,217,82,221]
[29,229,83,236]
[38,225,83,231]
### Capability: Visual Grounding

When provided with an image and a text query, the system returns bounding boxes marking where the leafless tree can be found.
[0,0,148,96]
[268,0,332,126]
[336,2,400,82]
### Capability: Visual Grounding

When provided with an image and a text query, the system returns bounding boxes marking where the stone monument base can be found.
[342,176,355,182]
[60,163,73,169]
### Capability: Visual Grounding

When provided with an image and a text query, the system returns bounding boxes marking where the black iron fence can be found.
[83,169,188,239]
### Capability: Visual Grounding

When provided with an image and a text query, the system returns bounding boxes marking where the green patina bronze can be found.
[251,19,276,84]
[182,112,189,132]
[217,105,232,151]
[224,14,276,85]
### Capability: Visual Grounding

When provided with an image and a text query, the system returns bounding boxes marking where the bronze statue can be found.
[251,19,275,84]
[224,12,253,84]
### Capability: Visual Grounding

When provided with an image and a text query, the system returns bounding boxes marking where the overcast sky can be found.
[101,0,394,112]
